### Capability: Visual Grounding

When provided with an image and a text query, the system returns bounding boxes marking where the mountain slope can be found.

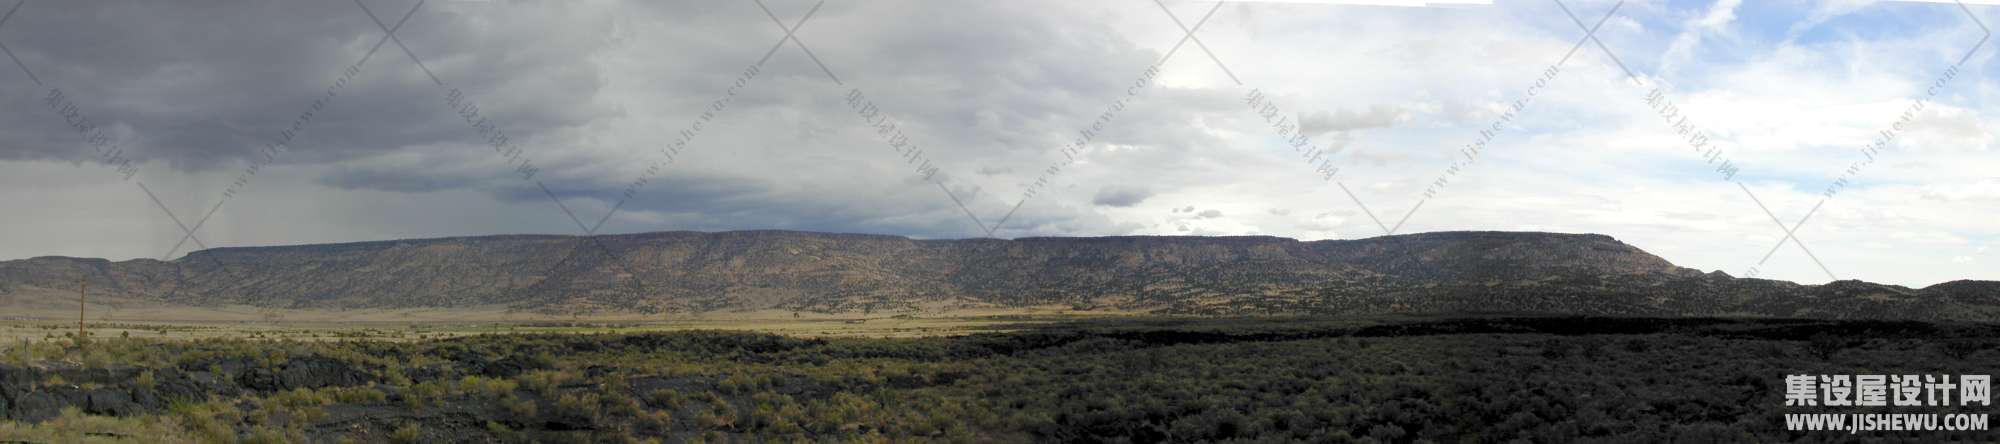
[0,230,1992,320]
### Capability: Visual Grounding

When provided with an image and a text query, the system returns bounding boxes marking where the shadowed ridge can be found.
[0,230,1992,320]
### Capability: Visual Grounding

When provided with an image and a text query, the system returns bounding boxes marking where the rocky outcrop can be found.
[0,355,388,422]
[0,364,174,422]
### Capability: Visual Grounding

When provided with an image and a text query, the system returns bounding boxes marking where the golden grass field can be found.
[0,293,1143,342]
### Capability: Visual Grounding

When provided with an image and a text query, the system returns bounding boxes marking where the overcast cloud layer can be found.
[0,0,1994,287]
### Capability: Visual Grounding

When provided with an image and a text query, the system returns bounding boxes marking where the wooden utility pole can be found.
[77,275,87,346]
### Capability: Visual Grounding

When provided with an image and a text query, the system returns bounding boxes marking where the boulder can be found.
[83,388,138,416]
[278,356,377,390]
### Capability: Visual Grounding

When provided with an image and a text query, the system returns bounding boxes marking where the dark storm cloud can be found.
[1092,184,1153,207]
[0,0,609,171]
[0,0,1222,242]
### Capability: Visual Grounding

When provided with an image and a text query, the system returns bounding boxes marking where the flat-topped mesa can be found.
[1300,231,1687,278]
[0,230,1990,320]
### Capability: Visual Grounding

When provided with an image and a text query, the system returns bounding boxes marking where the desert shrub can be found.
[242,425,296,444]
[522,370,569,396]
[1938,339,1986,360]
[461,375,520,400]
[135,369,157,390]
[169,399,239,442]
[694,409,732,431]
[1575,338,1607,359]
[299,406,329,422]
[332,386,389,404]
[270,387,331,409]
[603,390,644,418]
[1805,334,1849,360]
[391,422,423,443]
[0,407,195,443]
[1539,339,1572,359]
[406,381,447,409]
[719,372,759,394]
[504,393,538,418]
[80,347,112,368]
[635,409,672,433]
[557,392,604,423]
[650,388,684,408]
[485,420,514,439]
[3,317,1992,443]
[4,339,30,364]
[749,391,806,434]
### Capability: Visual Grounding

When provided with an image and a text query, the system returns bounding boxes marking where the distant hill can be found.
[1,230,1995,319]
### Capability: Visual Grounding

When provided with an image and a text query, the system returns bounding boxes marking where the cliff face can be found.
[0,230,1991,319]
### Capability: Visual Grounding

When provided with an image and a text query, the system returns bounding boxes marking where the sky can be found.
[0,0,1993,288]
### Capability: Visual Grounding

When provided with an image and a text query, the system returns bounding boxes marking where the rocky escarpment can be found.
[0,230,1994,320]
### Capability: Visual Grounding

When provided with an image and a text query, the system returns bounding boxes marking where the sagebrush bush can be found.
[0,317,1989,443]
